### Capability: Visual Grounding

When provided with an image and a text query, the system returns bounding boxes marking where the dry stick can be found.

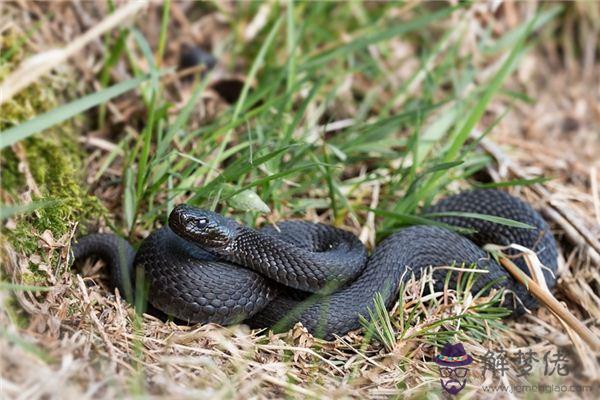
[260,374,320,398]
[590,166,600,226]
[542,206,600,266]
[259,344,344,374]
[0,0,149,106]
[498,256,600,351]
[76,275,118,368]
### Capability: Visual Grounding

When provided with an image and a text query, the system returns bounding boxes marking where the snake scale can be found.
[72,189,558,339]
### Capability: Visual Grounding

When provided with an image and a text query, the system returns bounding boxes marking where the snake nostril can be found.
[178,213,189,226]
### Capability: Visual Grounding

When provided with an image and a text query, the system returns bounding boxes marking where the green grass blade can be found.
[156,0,171,64]
[303,5,459,69]
[0,76,149,149]
[191,145,299,203]
[0,281,53,292]
[395,11,550,213]
[0,200,56,220]
[473,176,551,189]
[423,211,534,229]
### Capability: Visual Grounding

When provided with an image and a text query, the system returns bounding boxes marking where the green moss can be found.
[1,32,103,265]
[0,33,104,331]
[0,149,24,189]
[2,133,103,252]
[20,268,50,286]
[3,295,30,329]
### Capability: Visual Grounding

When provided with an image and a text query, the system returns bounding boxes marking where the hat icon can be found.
[435,343,473,367]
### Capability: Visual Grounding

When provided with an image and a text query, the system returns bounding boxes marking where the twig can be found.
[259,344,344,374]
[541,206,600,266]
[0,1,148,106]
[76,275,117,368]
[591,166,600,226]
[498,256,600,351]
[260,374,321,398]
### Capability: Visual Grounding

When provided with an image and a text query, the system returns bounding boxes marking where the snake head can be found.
[169,204,238,252]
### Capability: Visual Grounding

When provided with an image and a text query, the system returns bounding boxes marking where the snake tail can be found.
[71,233,136,302]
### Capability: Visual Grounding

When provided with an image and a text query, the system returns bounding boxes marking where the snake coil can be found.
[72,189,558,339]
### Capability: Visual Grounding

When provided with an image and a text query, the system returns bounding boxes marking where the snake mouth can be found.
[169,204,237,252]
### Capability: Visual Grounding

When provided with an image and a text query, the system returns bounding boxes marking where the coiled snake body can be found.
[72,189,558,339]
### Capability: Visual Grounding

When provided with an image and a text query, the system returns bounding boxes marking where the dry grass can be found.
[1,1,599,399]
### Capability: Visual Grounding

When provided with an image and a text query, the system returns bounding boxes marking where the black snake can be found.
[72,189,558,339]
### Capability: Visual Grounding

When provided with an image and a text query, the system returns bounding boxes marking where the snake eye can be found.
[197,217,208,229]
